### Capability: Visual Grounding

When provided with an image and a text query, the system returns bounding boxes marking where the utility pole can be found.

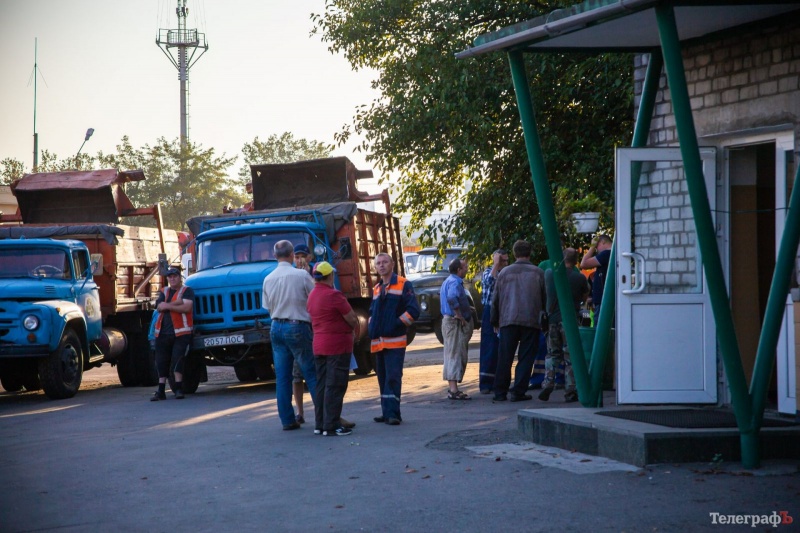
[156,0,208,148]
[32,38,39,170]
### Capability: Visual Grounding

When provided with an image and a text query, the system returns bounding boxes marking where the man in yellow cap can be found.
[307,261,359,436]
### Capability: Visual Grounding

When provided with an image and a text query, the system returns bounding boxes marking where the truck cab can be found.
[0,238,100,398]
[183,157,406,383]
[186,220,335,381]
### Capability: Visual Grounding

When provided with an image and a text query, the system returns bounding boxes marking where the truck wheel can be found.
[170,356,202,394]
[234,362,258,382]
[39,329,83,399]
[131,332,157,387]
[116,349,140,387]
[0,373,23,392]
[352,341,373,376]
[433,319,444,345]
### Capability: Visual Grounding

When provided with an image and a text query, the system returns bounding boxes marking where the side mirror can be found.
[90,254,103,275]
[181,253,194,276]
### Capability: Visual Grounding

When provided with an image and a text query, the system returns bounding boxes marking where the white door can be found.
[616,147,717,404]
[775,135,797,415]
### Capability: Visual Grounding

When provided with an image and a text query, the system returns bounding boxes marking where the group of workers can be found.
[149,235,610,434]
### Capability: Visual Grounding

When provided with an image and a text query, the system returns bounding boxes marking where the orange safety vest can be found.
[154,285,193,337]
[369,276,414,353]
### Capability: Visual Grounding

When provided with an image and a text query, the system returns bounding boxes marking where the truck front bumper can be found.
[0,344,50,358]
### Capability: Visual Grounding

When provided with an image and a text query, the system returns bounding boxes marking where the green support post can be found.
[656,5,757,468]
[507,50,592,404]
[751,163,800,428]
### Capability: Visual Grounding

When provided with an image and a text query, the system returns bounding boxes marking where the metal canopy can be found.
[457,1,800,56]
[455,0,800,468]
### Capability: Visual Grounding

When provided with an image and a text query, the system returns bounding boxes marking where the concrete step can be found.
[518,406,800,467]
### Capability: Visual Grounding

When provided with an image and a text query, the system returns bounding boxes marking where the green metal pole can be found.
[751,163,800,428]
[507,50,592,404]
[656,5,757,468]
[589,52,665,401]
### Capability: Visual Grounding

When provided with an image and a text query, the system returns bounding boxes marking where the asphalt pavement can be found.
[0,332,798,532]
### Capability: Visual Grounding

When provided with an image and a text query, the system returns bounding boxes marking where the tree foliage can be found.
[313,0,633,263]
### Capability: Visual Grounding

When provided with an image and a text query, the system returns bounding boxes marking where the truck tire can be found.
[131,332,157,387]
[116,349,140,387]
[433,319,444,345]
[38,329,83,399]
[234,362,258,382]
[352,340,374,376]
[170,356,202,394]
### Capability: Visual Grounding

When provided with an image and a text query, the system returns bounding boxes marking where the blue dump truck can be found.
[0,169,181,398]
[181,157,407,391]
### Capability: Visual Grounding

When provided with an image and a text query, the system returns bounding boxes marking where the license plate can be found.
[203,334,244,347]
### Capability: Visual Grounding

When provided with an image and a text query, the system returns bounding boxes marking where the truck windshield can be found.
[196,232,313,271]
[0,247,71,279]
[416,250,462,275]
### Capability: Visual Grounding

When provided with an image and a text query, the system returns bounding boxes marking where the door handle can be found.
[621,252,646,294]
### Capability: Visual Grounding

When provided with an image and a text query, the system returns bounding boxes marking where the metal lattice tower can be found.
[156,0,208,147]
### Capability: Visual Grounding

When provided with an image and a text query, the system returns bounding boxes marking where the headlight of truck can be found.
[420,300,428,311]
[23,315,40,331]
[314,244,326,257]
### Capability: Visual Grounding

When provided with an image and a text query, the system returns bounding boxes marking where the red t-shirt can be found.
[307,283,355,356]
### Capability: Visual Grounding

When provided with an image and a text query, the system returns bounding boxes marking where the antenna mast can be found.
[33,38,39,170]
[156,0,208,147]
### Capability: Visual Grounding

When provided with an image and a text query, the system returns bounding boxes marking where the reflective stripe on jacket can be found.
[155,285,193,337]
[368,273,420,353]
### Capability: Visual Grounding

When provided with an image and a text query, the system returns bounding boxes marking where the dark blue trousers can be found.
[374,348,405,420]
[479,305,499,392]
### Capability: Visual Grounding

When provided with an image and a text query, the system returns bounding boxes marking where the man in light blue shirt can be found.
[440,257,473,400]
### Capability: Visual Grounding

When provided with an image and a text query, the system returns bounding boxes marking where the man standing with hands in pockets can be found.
[441,257,474,400]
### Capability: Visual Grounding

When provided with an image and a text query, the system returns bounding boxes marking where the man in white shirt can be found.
[262,240,317,431]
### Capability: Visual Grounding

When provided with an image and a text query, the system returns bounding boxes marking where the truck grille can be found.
[194,289,267,328]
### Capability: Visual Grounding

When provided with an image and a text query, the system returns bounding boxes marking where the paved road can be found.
[1,332,798,532]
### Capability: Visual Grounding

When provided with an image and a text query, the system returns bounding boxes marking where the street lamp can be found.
[74,127,95,164]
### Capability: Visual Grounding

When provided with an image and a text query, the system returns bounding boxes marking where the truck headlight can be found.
[23,315,40,331]
[420,301,428,311]
[314,244,326,257]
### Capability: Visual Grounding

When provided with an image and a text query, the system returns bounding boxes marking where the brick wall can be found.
[634,18,800,149]
[629,17,800,293]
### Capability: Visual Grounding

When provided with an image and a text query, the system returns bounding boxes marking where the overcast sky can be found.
[0,0,380,177]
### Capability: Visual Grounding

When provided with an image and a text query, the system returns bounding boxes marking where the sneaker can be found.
[174,390,185,400]
[296,414,305,424]
[283,422,301,431]
[314,428,323,435]
[492,394,507,402]
[564,391,579,403]
[385,417,401,426]
[150,391,167,401]
[538,387,554,402]
[339,417,356,429]
[323,427,352,436]
[373,416,386,423]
